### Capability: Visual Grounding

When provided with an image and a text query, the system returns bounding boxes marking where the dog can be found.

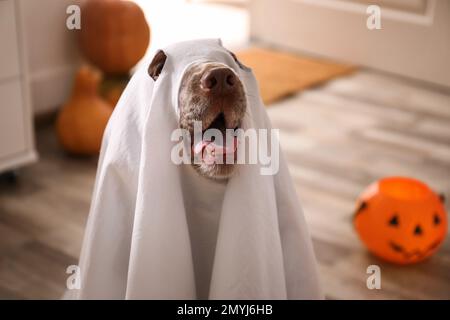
[73,40,322,299]
[147,49,249,298]
[148,49,248,179]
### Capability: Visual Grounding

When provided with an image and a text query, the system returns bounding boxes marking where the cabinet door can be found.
[0,80,27,159]
[250,0,450,88]
[0,0,20,80]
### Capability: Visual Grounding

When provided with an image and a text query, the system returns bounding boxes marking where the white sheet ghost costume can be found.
[69,39,322,299]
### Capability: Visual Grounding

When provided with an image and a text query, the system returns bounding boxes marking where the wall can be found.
[19,0,83,115]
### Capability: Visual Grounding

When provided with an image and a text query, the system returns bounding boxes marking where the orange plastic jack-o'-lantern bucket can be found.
[354,177,447,265]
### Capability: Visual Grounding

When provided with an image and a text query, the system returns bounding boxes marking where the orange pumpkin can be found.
[101,75,129,108]
[354,177,447,265]
[104,84,125,107]
[56,66,113,155]
[79,0,150,74]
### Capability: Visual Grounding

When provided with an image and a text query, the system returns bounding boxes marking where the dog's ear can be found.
[148,50,167,81]
[227,50,251,71]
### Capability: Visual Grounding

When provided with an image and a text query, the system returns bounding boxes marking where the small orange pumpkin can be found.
[56,66,112,155]
[354,177,447,265]
[101,75,129,108]
[79,0,150,74]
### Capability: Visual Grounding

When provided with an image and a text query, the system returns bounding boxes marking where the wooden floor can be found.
[0,70,449,299]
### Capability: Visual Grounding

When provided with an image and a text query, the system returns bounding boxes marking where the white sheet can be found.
[69,39,323,299]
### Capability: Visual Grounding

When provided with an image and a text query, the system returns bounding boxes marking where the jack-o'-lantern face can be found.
[354,177,447,265]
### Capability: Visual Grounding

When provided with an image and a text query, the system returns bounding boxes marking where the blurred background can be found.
[0,0,449,299]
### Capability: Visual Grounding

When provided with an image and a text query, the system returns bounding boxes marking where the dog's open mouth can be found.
[192,112,240,165]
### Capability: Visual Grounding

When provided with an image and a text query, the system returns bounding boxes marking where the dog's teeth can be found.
[205,145,215,157]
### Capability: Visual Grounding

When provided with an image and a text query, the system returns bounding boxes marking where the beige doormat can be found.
[236,47,355,105]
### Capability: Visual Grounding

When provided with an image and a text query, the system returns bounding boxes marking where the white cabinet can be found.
[0,0,20,80]
[0,0,37,173]
[0,80,27,159]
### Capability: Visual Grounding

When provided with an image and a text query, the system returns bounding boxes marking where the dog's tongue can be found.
[194,137,237,164]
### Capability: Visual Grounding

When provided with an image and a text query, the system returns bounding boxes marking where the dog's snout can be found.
[201,68,236,93]
[178,61,247,179]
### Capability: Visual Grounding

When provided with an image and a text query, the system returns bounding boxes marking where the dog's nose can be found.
[201,68,236,93]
